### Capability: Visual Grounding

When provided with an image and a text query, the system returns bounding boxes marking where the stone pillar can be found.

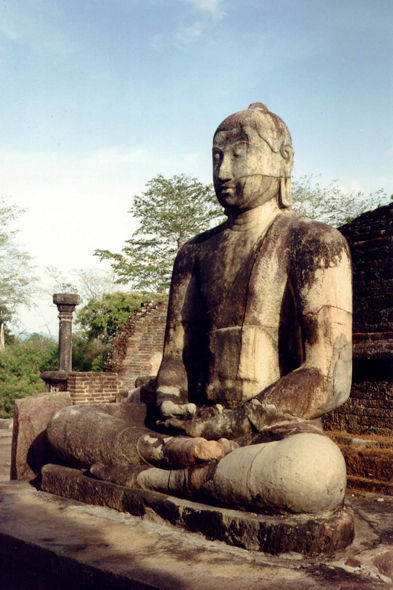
[53,294,80,372]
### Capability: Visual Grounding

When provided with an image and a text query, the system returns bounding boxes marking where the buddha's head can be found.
[213,103,294,213]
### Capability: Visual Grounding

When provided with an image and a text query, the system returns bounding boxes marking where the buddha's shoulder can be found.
[173,222,227,266]
[273,209,349,253]
[185,222,228,246]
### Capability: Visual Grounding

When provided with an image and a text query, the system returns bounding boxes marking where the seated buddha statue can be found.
[47,103,352,516]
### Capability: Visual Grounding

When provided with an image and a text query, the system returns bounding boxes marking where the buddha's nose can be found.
[217,155,232,181]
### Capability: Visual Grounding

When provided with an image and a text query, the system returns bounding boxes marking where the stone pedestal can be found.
[40,464,355,556]
[40,370,69,392]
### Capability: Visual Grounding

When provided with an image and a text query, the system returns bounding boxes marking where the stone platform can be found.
[1,479,393,590]
[40,463,354,556]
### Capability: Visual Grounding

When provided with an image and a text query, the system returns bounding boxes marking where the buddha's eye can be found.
[212,150,222,161]
[233,152,244,159]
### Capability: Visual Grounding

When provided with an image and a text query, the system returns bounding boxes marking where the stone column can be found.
[53,293,80,372]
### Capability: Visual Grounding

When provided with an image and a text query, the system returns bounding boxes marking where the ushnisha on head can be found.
[213,103,294,212]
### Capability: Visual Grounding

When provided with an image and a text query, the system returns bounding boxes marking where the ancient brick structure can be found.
[67,372,125,405]
[105,300,168,391]
[323,203,393,439]
[346,203,393,336]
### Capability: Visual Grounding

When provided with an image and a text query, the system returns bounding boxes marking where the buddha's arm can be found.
[155,244,200,410]
[247,228,353,428]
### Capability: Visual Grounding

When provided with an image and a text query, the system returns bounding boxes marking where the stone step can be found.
[341,446,393,482]
[326,431,393,495]
[347,476,393,496]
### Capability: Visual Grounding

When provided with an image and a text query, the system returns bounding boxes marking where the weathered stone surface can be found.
[41,464,355,555]
[11,391,72,480]
[47,402,148,468]
[325,431,393,495]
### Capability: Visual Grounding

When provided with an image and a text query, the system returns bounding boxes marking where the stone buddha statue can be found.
[47,103,352,516]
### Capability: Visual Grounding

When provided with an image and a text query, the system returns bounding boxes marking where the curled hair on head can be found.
[248,102,269,112]
[214,102,293,155]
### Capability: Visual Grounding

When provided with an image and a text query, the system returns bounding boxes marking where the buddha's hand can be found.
[155,384,193,419]
[157,404,252,440]
[158,400,197,419]
[244,396,302,432]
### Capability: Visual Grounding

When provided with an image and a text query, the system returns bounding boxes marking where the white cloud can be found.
[152,0,226,48]
[175,20,207,44]
[185,0,225,21]
[150,33,165,50]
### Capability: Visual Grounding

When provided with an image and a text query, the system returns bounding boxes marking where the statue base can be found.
[40,464,354,555]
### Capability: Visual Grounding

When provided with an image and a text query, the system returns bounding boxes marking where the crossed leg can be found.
[138,432,347,515]
[47,404,346,515]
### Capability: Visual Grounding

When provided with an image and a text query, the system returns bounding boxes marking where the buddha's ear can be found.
[280,143,294,169]
[279,177,292,208]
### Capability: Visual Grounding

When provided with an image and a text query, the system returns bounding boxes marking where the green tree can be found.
[292,175,391,227]
[0,334,57,418]
[95,174,223,293]
[0,197,39,348]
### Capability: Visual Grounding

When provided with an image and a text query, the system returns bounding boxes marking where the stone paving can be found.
[0,428,12,483]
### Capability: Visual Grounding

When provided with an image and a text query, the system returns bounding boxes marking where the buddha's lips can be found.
[217,182,236,194]
[220,186,235,194]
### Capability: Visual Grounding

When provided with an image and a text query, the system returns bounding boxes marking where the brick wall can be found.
[323,376,393,438]
[105,301,168,391]
[323,204,393,438]
[67,372,125,405]
[339,202,393,334]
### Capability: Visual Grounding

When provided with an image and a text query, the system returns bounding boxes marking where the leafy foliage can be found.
[292,175,391,227]
[95,174,223,293]
[76,291,166,344]
[0,334,57,418]
[0,197,39,337]
[71,333,107,372]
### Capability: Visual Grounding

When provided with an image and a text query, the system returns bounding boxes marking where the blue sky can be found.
[0,0,392,333]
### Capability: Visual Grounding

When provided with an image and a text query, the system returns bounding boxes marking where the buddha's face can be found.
[213,125,285,212]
